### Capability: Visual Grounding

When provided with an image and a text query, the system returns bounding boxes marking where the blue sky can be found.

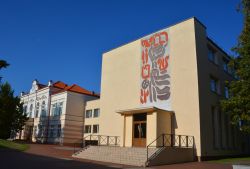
[0,0,243,95]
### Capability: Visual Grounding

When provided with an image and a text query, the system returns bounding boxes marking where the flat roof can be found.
[103,17,206,54]
[116,106,174,115]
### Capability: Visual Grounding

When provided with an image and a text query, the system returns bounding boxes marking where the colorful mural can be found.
[140,30,171,108]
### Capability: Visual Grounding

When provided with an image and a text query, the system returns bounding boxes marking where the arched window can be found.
[23,105,27,114]
[41,101,46,116]
[35,102,39,118]
[29,104,33,117]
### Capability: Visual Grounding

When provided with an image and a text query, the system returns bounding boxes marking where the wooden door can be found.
[132,121,146,147]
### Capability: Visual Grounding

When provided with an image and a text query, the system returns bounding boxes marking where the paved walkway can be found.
[0,144,233,169]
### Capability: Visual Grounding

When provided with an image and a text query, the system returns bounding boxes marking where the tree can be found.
[0,60,10,69]
[0,82,28,139]
[221,0,250,133]
[0,60,9,81]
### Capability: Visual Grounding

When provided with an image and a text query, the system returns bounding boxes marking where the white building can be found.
[17,79,99,145]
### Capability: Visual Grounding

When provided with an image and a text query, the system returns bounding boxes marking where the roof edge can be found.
[102,17,206,55]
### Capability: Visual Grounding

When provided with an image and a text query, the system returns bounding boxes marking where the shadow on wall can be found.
[171,113,178,133]
[35,115,62,144]
[171,113,198,161]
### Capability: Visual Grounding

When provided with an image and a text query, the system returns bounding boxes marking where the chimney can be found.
[48,80,53,86]
[20,91,25,96]
[32,79,38,85]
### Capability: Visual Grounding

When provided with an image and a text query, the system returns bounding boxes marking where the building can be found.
[18,17,250,166]
[17,80,99,146]
[81,17,250,164]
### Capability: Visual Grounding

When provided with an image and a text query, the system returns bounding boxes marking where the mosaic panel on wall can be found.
[140,29,171,109]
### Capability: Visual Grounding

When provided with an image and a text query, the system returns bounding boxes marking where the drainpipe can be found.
[32,90,37,141]
[45,87,52,143]
[82,102,85,147]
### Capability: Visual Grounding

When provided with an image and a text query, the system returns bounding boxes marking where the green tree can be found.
[0,60,10,69]
[0,60,9,81]
[0,82,28,139]
[221,0,250,133]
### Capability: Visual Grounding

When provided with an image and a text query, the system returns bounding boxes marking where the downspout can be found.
[45,87,52,143]
[32,90,37,141]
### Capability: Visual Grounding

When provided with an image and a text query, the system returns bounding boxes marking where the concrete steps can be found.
[72,146,159,166]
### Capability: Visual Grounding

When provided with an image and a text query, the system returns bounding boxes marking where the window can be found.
[51,102,63,116]
[84,125,91,133]
[57,124,61,137]
[52,103,56,116]
[208,47,218,64]
[93,109,100,118]
[41,101,46,116]
[35,102,39,118]
[93,124,99,133]
[224,86,229,99]
[38,125,45,137]
[85,110,92,118]
[222,57,235,76]
[58,102,63,115]
[23,105,27,114]
[33,126,37,137]
[29,104,33,117]
[49,125,54,138]
[222,58,229,73]
[210,76,220,94]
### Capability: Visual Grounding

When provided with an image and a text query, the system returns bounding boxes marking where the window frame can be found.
[49,125,54,138]
[35,102,40,118]
[208,46,218,65]
[93,109,100,118]
[23,105,27,114]
[84,125,92,133]
[85,110,92,118]
[29,104,33,117]
[41,101,46,116]
[57,124,61,137]
[57,102,63,116]
[210,76,220,94]
[93,124,99,133]
[51,102,63,116]
[224,86,229,99]
[222,57,229,72]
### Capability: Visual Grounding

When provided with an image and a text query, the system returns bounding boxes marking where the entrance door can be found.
[132,113,146,147]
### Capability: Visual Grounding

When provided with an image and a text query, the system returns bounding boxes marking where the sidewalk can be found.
[23,144,232,169]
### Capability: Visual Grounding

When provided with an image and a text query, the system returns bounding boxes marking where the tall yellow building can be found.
[81,17,250,165]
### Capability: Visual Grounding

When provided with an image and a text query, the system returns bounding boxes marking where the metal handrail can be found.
[73,134,120,153]
[146,133,194,163]
[84,134,120,146]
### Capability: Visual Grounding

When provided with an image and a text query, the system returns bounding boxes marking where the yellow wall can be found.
[84,99,100,129]
[168,18,201,156]
[97,17,249,158]
[124,115,133,147]
[99,18,201,154]
[100,39,141,146]
[146,112,157,146]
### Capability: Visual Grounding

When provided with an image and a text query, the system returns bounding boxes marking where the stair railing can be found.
[73,138,84,153]
[146,133,194,163]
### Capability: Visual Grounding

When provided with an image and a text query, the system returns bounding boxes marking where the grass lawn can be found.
[209,156,250,164]
[0,139,29,151]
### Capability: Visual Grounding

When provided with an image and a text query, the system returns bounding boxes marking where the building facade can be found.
[17,80,99,145]
[83,17,250,160]
[18,17,250,161]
